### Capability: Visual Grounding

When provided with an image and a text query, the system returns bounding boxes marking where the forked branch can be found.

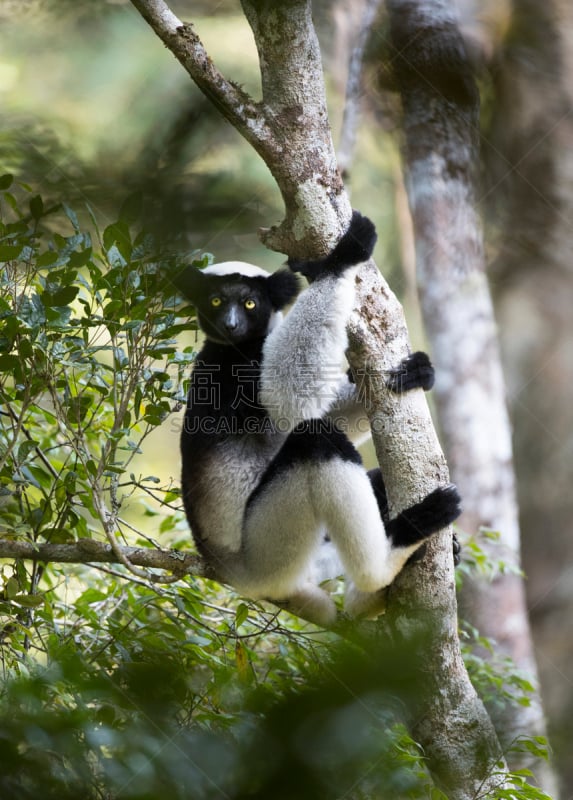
[130,0,271,152]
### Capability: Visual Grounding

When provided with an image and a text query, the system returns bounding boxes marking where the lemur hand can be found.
[288,211,377,282]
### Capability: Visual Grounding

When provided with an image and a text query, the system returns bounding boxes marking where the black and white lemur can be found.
[175,212,461,624]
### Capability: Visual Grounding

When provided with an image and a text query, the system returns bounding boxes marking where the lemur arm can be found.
[259,213,377,428]
[325,350,435,445]
[325,376,371,445]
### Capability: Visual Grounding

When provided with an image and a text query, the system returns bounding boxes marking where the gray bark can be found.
[127,1,509,795]
[385,0,556,793]
[478,0,573,794]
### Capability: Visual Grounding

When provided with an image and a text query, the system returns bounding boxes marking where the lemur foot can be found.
[386,351,435,393]
[387,484,462,548]
[288,210,377,282]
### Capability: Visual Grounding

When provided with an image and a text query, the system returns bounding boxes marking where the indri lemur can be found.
[176,212,461,624]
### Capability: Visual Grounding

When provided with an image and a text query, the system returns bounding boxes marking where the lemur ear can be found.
[266,269,300,309]
[170,266,205,301]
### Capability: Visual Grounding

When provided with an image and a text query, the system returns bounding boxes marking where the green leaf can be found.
[64,395,93,424]
[0,244,23,261]
[0,354,20,371]
[68,248,93,268]
[36,250,60,268]
[5,577,20,599]
[103,221,131,253]
[0,173,14,190]
[29,195,44,220]
[27,465,53,489]
[235,603,249,629]
[12,594,45,608]
[17,440,38,462]
[42,285,79,307]
[62,203,80,232]
[16,294,46,327]
[107,244,127,268]
[2,192,18,212]
[45,305,72,327]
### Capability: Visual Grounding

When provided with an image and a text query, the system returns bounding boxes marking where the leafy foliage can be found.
[0,178,195,565]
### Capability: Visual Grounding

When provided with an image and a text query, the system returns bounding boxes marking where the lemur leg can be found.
[241,424,391,611]
[367,467,390,525]
[345,471,461,618]
[369,467,461,574]
[241,457,330,600]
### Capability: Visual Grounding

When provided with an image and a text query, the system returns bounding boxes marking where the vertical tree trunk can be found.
[482,0,573,794]
[386,0,556,793]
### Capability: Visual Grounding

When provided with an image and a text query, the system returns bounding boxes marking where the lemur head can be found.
[174,261,300,345]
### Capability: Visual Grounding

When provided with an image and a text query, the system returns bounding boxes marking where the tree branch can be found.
[0,538,210,578]
[131,0,351,256]
[0,537,384,644]
[129,0,272,155]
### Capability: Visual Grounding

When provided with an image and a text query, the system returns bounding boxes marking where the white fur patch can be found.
[311,460,391,592]
[260,269,358,426]
[204,262,272,279]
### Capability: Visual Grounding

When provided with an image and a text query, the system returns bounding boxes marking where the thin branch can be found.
[0,538,208,577]
[0,537,383,642]
[129,0,271,152]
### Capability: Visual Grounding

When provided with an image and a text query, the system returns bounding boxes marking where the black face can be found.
[195,276,274,345]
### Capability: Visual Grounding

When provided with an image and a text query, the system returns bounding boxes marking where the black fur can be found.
[288,211,377,282]
[178,273,292,346]
[181,339,267,446]
[452,531,461,566]
[266,270,300,309]
[386,484,461,548]
[369,469,461,564]
[368,468,390,525]
[171,263,204,298]
[386,351,435,393]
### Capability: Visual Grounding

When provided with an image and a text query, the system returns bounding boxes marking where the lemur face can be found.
[195,276,274,345]
[174,261,300,347]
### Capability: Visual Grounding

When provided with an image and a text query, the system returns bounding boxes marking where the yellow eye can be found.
[211,297,222,308]
[244,299,256,310]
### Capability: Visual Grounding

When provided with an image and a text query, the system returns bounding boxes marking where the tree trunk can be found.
[480,0,573,794]
[129,1,510,794]
[385,0,556,793]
